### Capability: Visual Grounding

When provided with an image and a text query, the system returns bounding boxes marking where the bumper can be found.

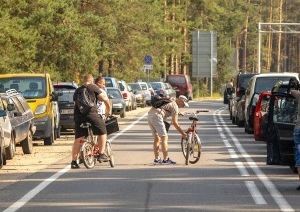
[33,116,51,139]
[60,115,75,129]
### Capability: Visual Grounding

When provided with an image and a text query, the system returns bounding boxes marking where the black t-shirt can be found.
[73,84,103,115]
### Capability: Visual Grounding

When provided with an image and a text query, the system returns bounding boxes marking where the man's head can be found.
[176,95,189,108]
[84,74,94,84]
[95,76,106,89]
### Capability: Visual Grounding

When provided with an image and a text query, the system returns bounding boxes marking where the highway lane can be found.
[0,99,299,212]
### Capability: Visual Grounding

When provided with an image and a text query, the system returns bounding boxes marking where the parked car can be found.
[265,80,298,169]
[235,95,246,127]
[104,77,121,90]
[149,82,167,95]
[137,82,152,106]
[164,82,177,98]
[0,89,36,160]
[0,97,12,169]
[54,82,78,132]
[253,91,271,141]
[230,73,258,124]
[244,72,299,134]
[128,83,146,108]
[165,74,193,100]
[118,80,136,111]
[106,87,126,118]
[0,73,59,146]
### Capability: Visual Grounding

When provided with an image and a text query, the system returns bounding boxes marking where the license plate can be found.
[61,109,73,114]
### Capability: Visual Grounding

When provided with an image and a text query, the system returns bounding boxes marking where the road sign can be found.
[144,65,153,69]
[144,55,153,64]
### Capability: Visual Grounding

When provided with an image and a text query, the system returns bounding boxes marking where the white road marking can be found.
[3,113,148,212]
[214,109,294,212]
[245,181,267,204]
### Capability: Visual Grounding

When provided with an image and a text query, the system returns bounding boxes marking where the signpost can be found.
[143,55,153,82]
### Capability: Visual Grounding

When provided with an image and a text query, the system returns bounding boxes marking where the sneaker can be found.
[71,161,80,169]
[296,185,300,191]
[98,153,108,162]
[153,158,162,165]
[162,158,176,165]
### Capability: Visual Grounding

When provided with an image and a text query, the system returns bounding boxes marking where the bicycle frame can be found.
[181,110,208,165]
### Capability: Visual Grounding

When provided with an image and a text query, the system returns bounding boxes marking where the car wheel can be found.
[266,136,280,165]
[22,130,33,154]
[5,134,15,160]
[44,127,54,146]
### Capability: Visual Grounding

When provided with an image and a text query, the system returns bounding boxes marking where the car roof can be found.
[251,72,299,79]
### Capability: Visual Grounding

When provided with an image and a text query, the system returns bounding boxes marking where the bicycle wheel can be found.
[189,135,201,164]
[106,141,115,168]
[180,137,189,165]
[81,142,95,169]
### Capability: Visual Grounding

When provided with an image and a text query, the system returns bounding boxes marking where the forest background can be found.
[1,0,299,97]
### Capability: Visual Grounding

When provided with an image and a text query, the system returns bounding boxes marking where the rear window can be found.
[254,77,293,94]
[238,75,254,90]
[167,76,186,84]
[58,90,74,102]
[54,84,77,91]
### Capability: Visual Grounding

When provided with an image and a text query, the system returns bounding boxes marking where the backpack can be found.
[76,85,95,114]
[151,95,171,108]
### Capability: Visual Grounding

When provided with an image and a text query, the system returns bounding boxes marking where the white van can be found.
[244,72,299,133]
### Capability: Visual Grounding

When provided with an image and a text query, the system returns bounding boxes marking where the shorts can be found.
[74,113,107,139]
[293,128,300,167]
[148,113,167,137]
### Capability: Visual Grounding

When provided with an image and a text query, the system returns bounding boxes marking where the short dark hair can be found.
[95,76,105,84]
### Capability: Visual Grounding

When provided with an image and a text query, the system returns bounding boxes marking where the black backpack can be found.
[151,95,171,108]
[76,85,95,114]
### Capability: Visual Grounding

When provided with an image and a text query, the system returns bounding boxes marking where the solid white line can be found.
[3,113,148,212]
[235,161,250,176]
[3,166,70,212]
[214,109,294,212]
[245,181,267,205]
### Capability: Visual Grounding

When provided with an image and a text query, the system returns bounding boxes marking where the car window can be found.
[16,96,30,111]
[273,96,297,124]
[0,77,46,98]
[254,77,293,94]
[11,97,25,113]
[107,89,122,99]
[54,85,77,91]
[58,90,74,102]
[129,84,141,91]
[119,82,125,91]
[167,76,185,84]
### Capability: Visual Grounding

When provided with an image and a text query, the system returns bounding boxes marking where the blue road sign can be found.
[144,55,153,64]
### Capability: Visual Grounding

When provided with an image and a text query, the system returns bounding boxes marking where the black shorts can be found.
[74,113,107,139]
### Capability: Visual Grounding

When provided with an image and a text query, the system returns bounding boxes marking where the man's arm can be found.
[171,115,187,139]
[97,93,112,116]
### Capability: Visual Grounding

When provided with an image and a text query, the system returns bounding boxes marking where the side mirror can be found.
[51,91,58,101]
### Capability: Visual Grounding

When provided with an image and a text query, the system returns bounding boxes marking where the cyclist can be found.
[148,95,189,165]
[71,74,111,169]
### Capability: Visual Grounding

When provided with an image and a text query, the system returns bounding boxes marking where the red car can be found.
[253,91,271,141]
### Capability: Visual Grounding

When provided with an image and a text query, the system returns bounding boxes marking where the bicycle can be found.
[77,122,115,169]
[180,109,209,165]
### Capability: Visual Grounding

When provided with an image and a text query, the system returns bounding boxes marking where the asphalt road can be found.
[0,99,299,212]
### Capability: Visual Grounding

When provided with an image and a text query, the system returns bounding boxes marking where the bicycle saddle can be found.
[80,122,92,128]
[189,117,198,121]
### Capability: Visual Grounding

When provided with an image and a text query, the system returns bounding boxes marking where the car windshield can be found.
[167,76,185,84]
[129,84,141,90]
[0,77,46,99]
[107,89,122,99]
[150,83,163,90]
[254,77,294,94]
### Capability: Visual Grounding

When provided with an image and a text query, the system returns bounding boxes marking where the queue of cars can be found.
[0,74,178,169]
[227,72,300,173]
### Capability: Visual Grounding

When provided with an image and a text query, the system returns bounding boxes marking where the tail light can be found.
[122,92,128,99]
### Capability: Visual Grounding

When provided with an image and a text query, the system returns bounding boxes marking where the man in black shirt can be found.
[71,74,111,169]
